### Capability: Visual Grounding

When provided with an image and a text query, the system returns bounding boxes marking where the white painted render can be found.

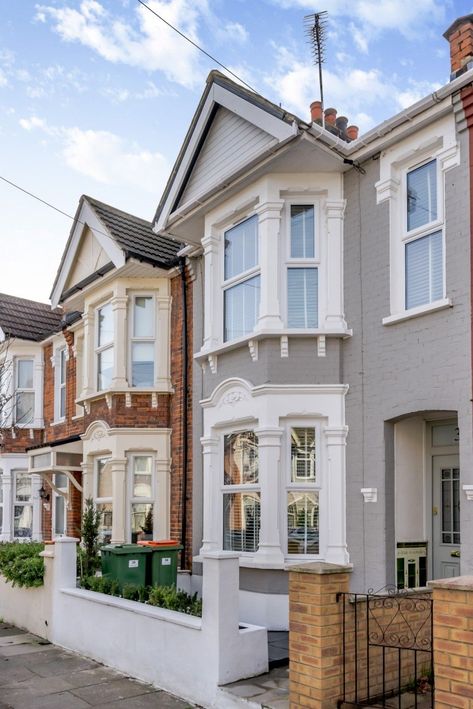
[64,226,111,293]
[394,417,426,543]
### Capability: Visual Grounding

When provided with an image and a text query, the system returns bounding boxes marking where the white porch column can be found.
[155,458,170,540]
[0,472,13,541]
[202,234,220,352]
[110,458,127,544]
[80,460,93,501]
[199,436,220,553]
[254,427,285,565]
[79,308,94,398]
[31,473,42,541]
[324,200,348,332]
[324,426,350,565]
[156,294,172,390]
[111,295,128,389]
[34,359,45,428]
[255,201,284,331]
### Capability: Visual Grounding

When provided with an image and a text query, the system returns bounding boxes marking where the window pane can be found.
[291,205,315,258]
[97,347,114,391]
[133,475,152,498]
[134,456,152,474]
[98,303,113,346]
[291,428,316,482]
[134,297,154,337]
[59,349,66,385]
[55,495,65,536]
[15,392,34,425]
[16,474,32,502]
[31,452,51,469]
[288,268,318,328]
[224,432,259,485]
[287,492,319,554]
[97,503,112,544]
[405,231,442,309]
[223,492,260,552]
[131,503,153,535]
[17,360,33,389]
[132,343,154,387]
[60,385,66,419]
[407,160,437,231]
[14,505,32,538]
[224,216,258,280]
[97,459,112,498]
[224,275,260,341]
[55,473,68,489]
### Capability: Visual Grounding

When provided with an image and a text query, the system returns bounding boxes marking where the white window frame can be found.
[13,471,33,539]
[54,347,67,422]
[52,472,68,537]
[222,214,260,343]
[284,201,320,329]
[221,427,261,556]
[14,358,35,426]
[402,158,445,311]
[95,301,114,392]
[128,294,156,388]
[94,456,112,543]
[127,453,155,541]
[284,421,323,560]
[0,472,3,534]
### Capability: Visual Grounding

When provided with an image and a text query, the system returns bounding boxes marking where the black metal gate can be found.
[336,589,433,708]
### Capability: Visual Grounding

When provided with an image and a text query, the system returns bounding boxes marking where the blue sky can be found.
[0,0,472,302]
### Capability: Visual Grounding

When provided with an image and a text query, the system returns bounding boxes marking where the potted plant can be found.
[140,505,154,541]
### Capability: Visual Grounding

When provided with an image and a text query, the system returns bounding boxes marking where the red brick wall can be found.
[170,267,193,569]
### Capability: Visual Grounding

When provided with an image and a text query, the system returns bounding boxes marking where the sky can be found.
[0,0,472,303]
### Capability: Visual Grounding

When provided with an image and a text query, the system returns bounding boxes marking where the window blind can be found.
[287,268,318,328]
[405,231,442,309]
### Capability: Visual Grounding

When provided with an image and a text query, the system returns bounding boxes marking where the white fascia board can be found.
[155,83,296,234]
[51,200,126,308]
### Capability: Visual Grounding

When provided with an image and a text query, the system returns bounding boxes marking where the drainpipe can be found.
[179,257,189,570]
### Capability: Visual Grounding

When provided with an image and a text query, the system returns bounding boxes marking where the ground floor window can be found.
[53,473,68,537]
[14,472,32,538]
[287,426,319,555]
[223,431,260,552]
[130,455,154,542]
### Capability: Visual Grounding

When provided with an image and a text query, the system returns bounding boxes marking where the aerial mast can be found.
[304,11,328,128]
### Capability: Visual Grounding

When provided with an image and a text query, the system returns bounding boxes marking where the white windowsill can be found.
[195,327,353,361]
[50,419,66,427]
[76,384,173,406]
[382,298,452,326]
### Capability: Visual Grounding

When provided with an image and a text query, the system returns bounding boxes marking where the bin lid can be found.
[137,539,180,547]
[101,544,152,555]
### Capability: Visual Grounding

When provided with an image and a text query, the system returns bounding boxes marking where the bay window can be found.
[405,160,444,310]
[14,472,32,538]
[287,205,318,328]
[223,431,260,552]
[130,455,153,541]
[15,359,34,425]
[95,457,112,543]
[287,427,319,555]
[96,303,113,391]
[130,296,155,387]
[223,216,260,342]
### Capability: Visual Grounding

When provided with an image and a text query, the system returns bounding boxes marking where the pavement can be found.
[0,622,194,709]
[222,665,289,709]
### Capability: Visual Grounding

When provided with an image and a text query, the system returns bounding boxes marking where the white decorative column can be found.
[255,201,284,331]
[199,436,220,554]
[254,427,285,565]
[202,233,220,352]
[156,294,171,390]
[79,308,94,399]
[111,295,128,389]
[324,426,350,565]
[0,472,12,541]
[110,458,127,544]
[155,457,170,540]
[34,358,45,428]
[324,200,348,332]
[31,473,42,541]
[80,460,93,501]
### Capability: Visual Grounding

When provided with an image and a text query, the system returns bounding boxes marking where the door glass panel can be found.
[441,468,461,545]
[55,496,65,535]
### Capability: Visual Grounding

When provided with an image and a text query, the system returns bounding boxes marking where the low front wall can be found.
[0,576,51,640]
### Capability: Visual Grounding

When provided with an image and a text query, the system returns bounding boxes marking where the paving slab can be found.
[96,691,195,708]
[71,677,155,705]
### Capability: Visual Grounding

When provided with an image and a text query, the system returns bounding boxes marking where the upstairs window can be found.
[15,359,34,425]
[96,303,114,391]
[131,296,155,387]
[55,348,66,420]
[405,160,443,310]
[223,216,260,341]
[287,205,318,328]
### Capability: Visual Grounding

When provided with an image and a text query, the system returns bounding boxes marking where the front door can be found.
[432,455,460,579]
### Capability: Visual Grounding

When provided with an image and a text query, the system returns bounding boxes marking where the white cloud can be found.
[395,79,442,109]
[0,70,8,88]
[19,116,169,192]
[35,0,248,90]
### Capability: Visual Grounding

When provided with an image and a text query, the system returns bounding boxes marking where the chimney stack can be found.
[444,14,473,80]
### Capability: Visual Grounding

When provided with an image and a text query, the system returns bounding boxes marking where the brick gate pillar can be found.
[429,576,473,708]
[289,562,352,709]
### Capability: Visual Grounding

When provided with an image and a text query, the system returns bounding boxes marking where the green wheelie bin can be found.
[101,544,152,588]
[138,540,183,587]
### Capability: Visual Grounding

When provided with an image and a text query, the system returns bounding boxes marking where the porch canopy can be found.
[27,435,83,501]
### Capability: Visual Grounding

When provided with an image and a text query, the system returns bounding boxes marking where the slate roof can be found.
[85,196,183,267]
[0,293,63,342]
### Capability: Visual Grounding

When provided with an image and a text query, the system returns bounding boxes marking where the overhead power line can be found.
[136,0,258,94]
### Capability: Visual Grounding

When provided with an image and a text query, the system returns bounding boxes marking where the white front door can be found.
[432,455,460,579]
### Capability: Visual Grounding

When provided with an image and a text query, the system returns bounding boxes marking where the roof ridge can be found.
[0,292,60,311]
[84,195,153,227]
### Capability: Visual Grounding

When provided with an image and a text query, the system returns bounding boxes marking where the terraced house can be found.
[154,14,473,630]
[0,196,193,562]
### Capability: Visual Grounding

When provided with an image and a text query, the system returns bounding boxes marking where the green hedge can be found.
[80,577,202,617]
[0,542,44,588]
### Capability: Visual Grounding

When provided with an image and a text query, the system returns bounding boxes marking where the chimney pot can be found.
[310,101,323,123]
[444,14,473,78]
[346,125,359,141]
[336,115,348,133]
[324,107,337,126]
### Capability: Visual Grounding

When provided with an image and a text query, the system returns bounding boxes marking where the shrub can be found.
[78,498,102,579]
[122,583,151,603]
[81,575,120,596]
[148,585,202,617]
[0,542,44,588]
